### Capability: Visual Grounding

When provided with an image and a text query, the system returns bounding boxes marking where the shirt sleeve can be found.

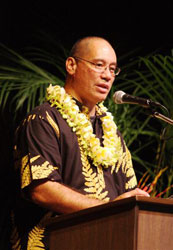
[14,109,63,191]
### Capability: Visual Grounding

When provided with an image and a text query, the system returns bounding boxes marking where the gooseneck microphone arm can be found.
[150,111,173,125]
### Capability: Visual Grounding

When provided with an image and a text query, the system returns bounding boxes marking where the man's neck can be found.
[65,85,96,117]
[88,106,96,117]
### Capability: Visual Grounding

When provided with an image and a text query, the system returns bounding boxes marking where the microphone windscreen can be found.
[113,91,126,104]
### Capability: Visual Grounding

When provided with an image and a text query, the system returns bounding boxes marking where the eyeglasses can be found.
[74,56,121,77]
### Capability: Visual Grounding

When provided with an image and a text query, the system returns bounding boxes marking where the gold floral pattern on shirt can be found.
[20,154,58,189]
[125,175,137,190]
[11,210,53,250]
[30,155,40,163]
[21,154,32,189]
[121,147,137,189]
[22,114,44,126]
[79,143,110,202]
[80,140,137,197]
[27,211,53,250]
[31,160,58,180]
[46,111,60,138]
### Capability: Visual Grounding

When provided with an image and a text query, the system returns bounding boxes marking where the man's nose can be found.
[101,66,112,80]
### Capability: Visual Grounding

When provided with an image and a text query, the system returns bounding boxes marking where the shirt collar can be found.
[73,98,106,119]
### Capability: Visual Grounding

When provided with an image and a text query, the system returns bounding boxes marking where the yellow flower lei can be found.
[46,84,123,168]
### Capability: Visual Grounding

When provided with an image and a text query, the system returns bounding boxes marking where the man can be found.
[11,36,149,249]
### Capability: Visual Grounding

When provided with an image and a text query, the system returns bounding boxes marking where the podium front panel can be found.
[46,196,173,250]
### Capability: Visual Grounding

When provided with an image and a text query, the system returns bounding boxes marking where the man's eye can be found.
[96,63,104,68]
[110,67,116,72]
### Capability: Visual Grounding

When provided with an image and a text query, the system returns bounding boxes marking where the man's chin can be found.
[96,94,108,103]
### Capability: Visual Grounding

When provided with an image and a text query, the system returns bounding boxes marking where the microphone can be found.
[113,90,173,125]
[113,90,162,109]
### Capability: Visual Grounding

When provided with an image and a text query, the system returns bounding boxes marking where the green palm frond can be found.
[0,43,66,112]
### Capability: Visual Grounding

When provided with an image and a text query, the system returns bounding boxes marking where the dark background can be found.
[1,1,173,52]
[0,1,173,248]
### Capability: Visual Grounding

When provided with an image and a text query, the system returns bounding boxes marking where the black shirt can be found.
[11,101,137,249]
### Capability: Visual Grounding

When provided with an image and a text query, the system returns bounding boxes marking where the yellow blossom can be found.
[46,84,123,168]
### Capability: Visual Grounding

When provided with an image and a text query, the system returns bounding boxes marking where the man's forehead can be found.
[82,39,116,58]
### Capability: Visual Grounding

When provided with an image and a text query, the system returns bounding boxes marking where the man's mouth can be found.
[96,83,109,93]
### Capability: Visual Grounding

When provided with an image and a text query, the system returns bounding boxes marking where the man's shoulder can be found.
[27,102,60,119]
[29,102,52,115]
[18,102,60,127]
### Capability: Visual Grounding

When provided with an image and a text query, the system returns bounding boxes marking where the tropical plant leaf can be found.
[0,44,66,112]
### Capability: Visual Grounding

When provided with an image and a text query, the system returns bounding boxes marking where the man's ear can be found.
[66,57,77,75]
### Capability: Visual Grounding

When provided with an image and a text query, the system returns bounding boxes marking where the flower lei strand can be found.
[46,84,123,169]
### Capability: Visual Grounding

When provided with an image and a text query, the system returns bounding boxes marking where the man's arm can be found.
[29,180,150,214]
[29,180,105,214]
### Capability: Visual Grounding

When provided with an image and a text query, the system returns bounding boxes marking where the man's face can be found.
[67,39,117,107]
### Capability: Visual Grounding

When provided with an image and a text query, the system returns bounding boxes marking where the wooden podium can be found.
[46,196,173,250]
